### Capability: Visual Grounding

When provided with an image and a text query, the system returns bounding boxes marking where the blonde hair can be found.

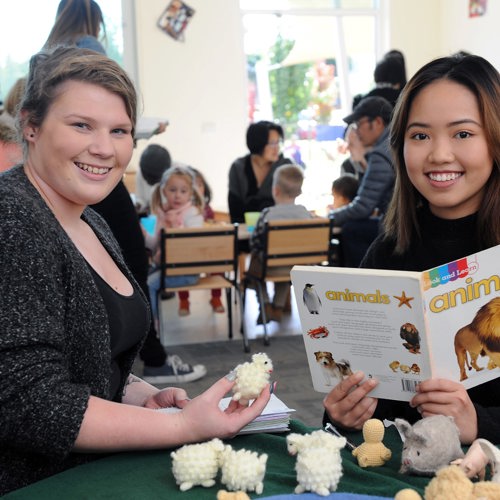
[4,78,27,118]
[272,163,304,198]
[150,165,204,214]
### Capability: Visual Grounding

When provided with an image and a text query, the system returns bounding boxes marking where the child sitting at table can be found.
[328,174,359,211]
[248,163,312,323]
[147,165,204,319]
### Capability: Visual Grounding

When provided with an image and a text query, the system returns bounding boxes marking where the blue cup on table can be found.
[244,211,260,233]
[140,214,157,236]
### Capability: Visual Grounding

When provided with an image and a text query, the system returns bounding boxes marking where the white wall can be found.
[131,0,499,210]
[131,0,248,211]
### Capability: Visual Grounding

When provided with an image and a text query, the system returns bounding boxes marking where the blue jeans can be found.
[147,270,199,320]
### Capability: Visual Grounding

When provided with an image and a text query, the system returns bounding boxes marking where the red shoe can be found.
[210,297,225,313]
[178,299,190,316]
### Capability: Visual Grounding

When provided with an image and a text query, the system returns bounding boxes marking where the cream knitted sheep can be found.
[232,352,273,405]
[219,445,268,494]
[170,438,224,491]
[287,430,346,497]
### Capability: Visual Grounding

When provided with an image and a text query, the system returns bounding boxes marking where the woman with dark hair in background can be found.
[228,120,291,225]
[44,0,106,53]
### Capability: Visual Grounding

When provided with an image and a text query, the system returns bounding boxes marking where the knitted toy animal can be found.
[170,438,224,491]
[232,352,273,405]
[352,419,392,467]
[396,415,464,476]
[450,439,489,480]
[219,445,268,494]
[287,430,346,496]
[216,490,251,500]
[395,464,500,499]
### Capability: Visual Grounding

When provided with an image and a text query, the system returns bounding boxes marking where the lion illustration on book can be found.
[454,297,500,381]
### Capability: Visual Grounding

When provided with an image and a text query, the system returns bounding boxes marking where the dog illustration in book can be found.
[454,297,500,381]
[400,323,421,354]
[314,351,353,385]
[303,283,321,314]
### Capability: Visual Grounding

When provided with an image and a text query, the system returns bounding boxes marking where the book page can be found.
[291,266,432,402]
[424,244,500,389]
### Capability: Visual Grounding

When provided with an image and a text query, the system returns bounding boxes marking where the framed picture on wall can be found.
[157,0,195,41]
[469,0,487,17]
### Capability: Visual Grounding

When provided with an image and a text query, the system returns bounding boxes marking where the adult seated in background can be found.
[0,46,270,496]
[0,78,27,129]
[135,143,171,213]
[228,120,291,223]
[91,180,207,384]
[0,122,22,171]
[337,123,368,182]
[248,164,312,323]
[44,0,203,384]
[352,50,407,108]
[329,96,395,267]
[44,0,106,54]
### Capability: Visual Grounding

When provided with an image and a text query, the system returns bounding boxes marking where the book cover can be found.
[291,244,500,402]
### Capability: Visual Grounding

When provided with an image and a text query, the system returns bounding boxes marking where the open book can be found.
[291,244,500,402]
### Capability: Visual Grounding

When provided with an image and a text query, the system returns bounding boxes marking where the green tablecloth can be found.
[5,420,430,499]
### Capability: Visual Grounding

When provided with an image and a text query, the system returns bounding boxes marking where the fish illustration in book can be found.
[303,283,322,314]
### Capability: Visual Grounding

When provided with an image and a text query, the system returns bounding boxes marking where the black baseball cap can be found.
[343,96,393,125]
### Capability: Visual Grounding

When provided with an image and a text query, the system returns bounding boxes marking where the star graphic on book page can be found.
[393,291,414,308]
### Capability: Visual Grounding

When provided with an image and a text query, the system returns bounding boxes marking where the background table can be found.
[5,420,431,499]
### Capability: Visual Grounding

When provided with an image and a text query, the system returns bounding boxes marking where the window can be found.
[240,0,383,213]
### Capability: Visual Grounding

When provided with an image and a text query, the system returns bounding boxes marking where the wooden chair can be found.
[242,218,335,345]
[158,224,250,351]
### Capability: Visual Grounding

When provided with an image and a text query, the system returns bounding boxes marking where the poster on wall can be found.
[157,0,195,41]
[469,0,487,17]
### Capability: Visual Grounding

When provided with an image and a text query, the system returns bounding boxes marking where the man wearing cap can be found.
[329,96,395,267]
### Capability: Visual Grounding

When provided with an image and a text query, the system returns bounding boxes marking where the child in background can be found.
[248,164,313,323]
[188,167,225,313]
[147,166,204,318]
[323,53,500,444]
[329,174,359,210]
[135,144,172,213]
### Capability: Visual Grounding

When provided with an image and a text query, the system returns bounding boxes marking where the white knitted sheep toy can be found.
[170,438,224,491]
[232,352,273,405]
[219,445,268,494]
[287,430,346,496]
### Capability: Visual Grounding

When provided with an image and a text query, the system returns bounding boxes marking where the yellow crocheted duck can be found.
[352,418,392,467]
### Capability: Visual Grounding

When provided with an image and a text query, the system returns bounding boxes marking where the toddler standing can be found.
[147,166,204,318]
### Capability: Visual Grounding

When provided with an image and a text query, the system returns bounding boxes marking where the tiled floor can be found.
[158,284,303,348]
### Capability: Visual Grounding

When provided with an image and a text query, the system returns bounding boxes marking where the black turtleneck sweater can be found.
[324,205,500,443]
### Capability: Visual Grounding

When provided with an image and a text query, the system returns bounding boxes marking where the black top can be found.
[88,266,148,400]
[324,205,500,442]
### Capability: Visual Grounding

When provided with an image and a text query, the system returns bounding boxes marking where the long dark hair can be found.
[44,0,105,48]
[384,53,500,253]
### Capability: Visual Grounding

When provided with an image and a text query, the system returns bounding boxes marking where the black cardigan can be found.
[0,166,148,494]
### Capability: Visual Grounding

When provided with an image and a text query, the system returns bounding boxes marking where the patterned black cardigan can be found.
[0,166,148,494]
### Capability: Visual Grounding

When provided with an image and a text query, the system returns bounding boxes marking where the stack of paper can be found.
[158,394,295,435]
[220,394,295,434]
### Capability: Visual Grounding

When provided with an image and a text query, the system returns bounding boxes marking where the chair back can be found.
[160,224,238,278]
[262,218,334,273]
